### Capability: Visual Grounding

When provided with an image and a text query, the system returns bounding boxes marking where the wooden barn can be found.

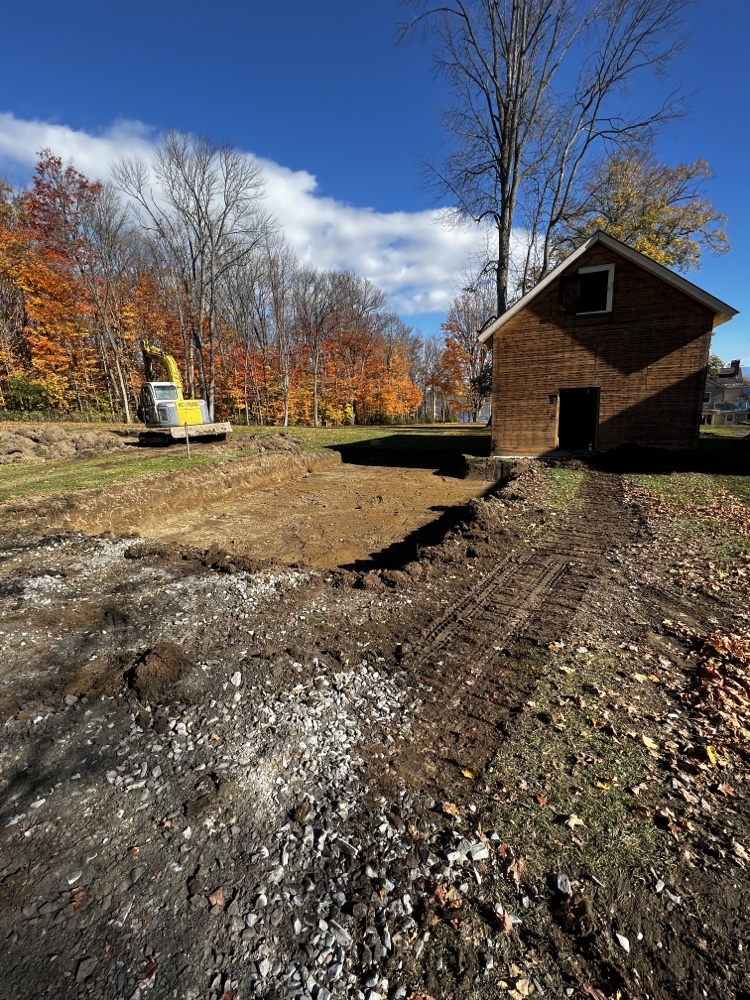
[479,231,738,456]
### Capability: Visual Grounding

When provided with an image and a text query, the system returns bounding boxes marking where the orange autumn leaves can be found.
[1,149,488,424]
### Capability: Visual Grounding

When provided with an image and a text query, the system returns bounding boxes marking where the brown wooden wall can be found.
[490,245,716,456]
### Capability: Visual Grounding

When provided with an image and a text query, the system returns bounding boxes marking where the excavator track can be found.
[388,472,634,793]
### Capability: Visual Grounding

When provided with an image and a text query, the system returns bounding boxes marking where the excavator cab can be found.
[138,382,208,427]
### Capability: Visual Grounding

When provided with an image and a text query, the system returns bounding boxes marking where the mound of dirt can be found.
[0,424,128,464]
[241,432,301,454]
[123,539,282,575]
[126,642,204,708]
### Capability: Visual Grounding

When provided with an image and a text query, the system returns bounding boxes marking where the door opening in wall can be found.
[557,387,599,451]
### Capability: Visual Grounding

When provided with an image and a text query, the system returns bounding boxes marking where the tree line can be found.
[0,140,495,425]
[0,126,726,428]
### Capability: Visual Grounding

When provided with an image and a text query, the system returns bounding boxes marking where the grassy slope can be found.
[0,453,218,503]
[0,425,492,503]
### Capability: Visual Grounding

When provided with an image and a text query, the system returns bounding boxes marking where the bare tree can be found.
[403,0,690,314]
[442,277,495,420]
[78,182,140,422]
[264,237,297,427]
[293,267,336,427]
[328,272,389,422]
[221,250,271,424]
[113,132,273,418]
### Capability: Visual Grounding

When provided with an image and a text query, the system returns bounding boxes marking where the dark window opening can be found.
[560,269,610,313]
[558,387,599,451]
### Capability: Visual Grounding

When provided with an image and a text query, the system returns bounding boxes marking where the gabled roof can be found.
[478,230,738,343]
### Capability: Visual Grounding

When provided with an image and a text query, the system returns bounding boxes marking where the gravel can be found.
[0,533,511,999]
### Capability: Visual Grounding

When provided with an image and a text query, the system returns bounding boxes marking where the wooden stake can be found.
[185,422,190,459]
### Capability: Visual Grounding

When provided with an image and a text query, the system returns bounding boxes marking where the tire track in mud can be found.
[390,473,634,794]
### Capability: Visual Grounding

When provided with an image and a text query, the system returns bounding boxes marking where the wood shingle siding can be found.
[482,234,737,456]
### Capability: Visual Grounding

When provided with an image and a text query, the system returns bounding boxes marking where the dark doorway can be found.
[558,387,599,451]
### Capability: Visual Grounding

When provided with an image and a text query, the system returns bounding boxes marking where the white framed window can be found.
[560,263,615,315]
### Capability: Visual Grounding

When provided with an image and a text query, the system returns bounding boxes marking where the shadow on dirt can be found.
[331,429,491,476]
[543,434,750,477]
[341,485,496,572]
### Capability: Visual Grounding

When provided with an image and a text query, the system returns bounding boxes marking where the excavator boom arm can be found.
[141,340,185,396]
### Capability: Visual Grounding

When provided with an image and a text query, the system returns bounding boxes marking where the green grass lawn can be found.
[629,467,750,583]
[236,423,491,453]
[699,424,750,439]
[0,451,218,503]
[636,469,750,508]
[543,467,587,510]
[0,423,492,503]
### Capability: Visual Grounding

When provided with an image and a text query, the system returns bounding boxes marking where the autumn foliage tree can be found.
[559,148,730,271]
[440,280,494,420]
[0,143,432,425]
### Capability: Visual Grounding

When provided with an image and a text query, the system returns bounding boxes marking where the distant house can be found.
[478,231,738,456]
[702,360,750,426]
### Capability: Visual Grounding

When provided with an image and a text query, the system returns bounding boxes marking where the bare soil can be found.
[135,463,487,570]
[0,444,748,1000]
[0,424,129,464]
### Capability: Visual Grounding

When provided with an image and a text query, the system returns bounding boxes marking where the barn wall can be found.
[490,245,716,456]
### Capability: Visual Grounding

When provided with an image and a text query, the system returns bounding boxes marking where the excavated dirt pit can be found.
[3,450,488,570]
[136,463,488,569]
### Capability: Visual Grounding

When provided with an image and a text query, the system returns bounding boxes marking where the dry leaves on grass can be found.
[665,621,750,756]
[622,478,750,595]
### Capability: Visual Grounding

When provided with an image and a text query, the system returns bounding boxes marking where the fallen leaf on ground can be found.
[565,814,585,829]
[509,978,532,998]
[208,887,224,907]
[140,956,158,980]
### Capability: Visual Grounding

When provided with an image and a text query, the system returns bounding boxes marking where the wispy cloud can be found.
[0,112,489,317]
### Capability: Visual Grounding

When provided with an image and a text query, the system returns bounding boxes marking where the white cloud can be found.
[0,112,492,317]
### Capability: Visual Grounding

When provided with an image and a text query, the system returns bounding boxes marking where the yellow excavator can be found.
[136,340,232,443]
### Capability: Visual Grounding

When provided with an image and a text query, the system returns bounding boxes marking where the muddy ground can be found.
[0,440,749,1000]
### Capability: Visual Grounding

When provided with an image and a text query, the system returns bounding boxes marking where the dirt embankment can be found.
[1,447,342,540]
[0,424,130,464]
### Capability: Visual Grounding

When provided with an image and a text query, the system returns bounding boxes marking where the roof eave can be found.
[477,231,738,341]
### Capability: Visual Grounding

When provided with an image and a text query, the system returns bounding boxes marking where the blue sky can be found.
[0,0,747,364]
